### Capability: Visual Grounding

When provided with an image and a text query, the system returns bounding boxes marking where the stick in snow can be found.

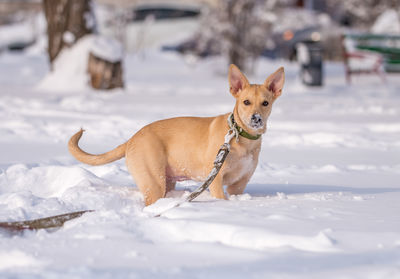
[0,210,93,233]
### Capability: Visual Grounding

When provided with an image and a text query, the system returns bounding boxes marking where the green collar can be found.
[228,113,262,141]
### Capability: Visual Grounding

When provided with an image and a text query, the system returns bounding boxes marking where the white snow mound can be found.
[37,35,122,92]
[90,36,123,63]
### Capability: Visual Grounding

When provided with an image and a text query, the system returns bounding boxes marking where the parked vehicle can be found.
[97,3,202,52]
[0,15,41,52]
[265,26,322,60]
[163,17,341,61]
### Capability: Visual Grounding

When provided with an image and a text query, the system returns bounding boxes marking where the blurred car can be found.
[265,26,323,60]
[162,9,342,61]
[162,35,220,58]
[162,27,323,60]
[163,24,341,61]
[0,19,36,52]
[97,3,202,52]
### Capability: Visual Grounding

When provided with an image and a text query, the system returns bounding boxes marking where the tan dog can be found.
[69,65,284,205]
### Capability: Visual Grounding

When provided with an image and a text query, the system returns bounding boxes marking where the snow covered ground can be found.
[0,49,399,278]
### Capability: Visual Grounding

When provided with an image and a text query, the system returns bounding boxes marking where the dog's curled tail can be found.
[68,129,127,166]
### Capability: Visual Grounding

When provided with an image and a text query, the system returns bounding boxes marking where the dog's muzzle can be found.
[250,113,263,129]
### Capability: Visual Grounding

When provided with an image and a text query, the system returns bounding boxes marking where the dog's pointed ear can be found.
[264,67,285,99]
[229,64,249,97]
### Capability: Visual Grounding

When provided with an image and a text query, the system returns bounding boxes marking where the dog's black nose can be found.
[251,114,262,127]
[251,114,262,123]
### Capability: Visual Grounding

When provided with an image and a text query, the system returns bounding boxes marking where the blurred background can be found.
[0,0,399,88]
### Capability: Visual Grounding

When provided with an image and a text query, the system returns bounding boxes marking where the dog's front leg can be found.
[209,174,227,200]
[226,175,251,196]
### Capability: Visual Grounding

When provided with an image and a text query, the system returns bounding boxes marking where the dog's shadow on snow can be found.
[245,183,400,197]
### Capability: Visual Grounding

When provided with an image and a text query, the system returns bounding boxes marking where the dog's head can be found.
[229,64,285,134]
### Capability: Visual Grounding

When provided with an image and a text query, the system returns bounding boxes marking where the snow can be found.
[38,34,123,92]
[90,36,123,63]
[0,250,45,271]
[371,9,400,35]
[63,31,76,44]
[36,35,94,92]
[0,47,400,278]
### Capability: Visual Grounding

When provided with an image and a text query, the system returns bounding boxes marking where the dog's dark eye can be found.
[262,101,269,106]
[243,100,251,106]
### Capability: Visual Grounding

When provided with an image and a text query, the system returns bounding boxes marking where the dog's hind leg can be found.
[125,137,168,206]
[127,159,168,206]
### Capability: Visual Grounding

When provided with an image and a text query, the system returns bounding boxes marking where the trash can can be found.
[296,42,323,86]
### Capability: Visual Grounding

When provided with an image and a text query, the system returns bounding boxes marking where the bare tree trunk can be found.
[198,0,274,73]
[226,0,255,71]
[43,0,92,64]
[43,0,124,90]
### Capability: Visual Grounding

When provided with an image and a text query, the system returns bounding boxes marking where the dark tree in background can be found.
[43,0,92,64]
[198,0,292,72]
[42,0,123,90]
[221,0,257,71]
